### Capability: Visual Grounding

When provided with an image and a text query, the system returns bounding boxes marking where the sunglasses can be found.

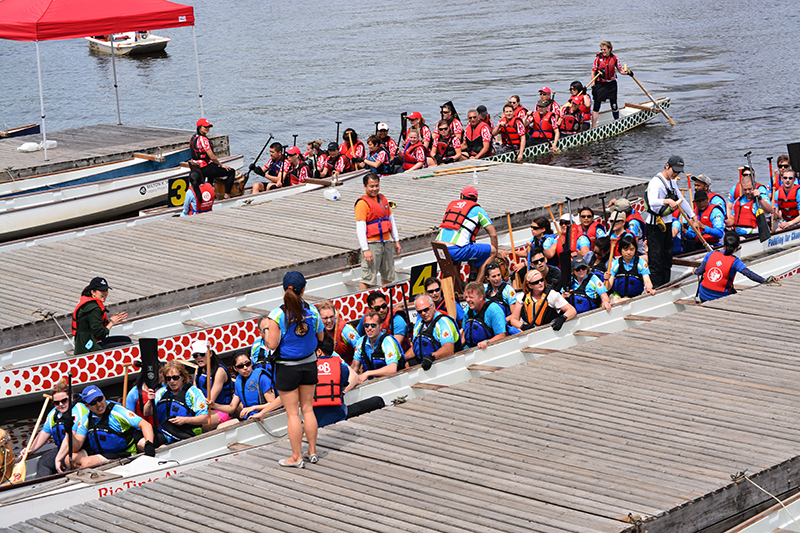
[530,225,541,230]
[417,307,432,314]
[527,279,545,285]
[426,287,441,294]
[165,374,182,382]
[54,398,70,406]
[371,304,388,311]
[779,164,791,169]
[364,323,379,329]
[782,175,796,180]
[742,173,752,177]
[467,116,478,119]
[438,127,449,132]
[575,266,589,271]
[580,214,593,218]
[87,396,104,406]
[191,352,205,359]
[234,361,253,370]
[531,258,546,265]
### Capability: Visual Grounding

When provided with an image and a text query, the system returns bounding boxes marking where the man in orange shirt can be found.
[355,174,401,290]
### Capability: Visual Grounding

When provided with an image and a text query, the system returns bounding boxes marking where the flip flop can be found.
[278,458,304,468]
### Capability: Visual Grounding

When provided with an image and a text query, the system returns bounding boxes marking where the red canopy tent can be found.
[0,0,200,160]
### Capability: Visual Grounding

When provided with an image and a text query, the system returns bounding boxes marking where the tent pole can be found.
[192,26,204,117]
[35,41,49,161]
[110,37,121,125]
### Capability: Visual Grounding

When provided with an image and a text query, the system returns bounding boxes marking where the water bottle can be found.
[323,188,340,201]
[473,169,478,186]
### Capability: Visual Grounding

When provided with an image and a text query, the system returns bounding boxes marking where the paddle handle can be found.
[441,277,458,322]
[206,348,212,426]
[628,73,676,126]
[506,212,516,266]
[547,205,561,236]
[22,394,51,461]
[676,202,713,253]
[586,70,602,88]
[122,363,132,405]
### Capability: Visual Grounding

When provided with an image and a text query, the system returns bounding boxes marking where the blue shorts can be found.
[447,243,493,267]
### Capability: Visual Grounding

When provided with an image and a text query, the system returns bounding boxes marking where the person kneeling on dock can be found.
[145,360,209,446]
[191,119,235,199]
[513,269,575,331]
[694,231,774,302]
[461,281,507,350]
[351,311,407,383]
[406,294,461,370]
[56,385,155,472]
[181,169,215,216]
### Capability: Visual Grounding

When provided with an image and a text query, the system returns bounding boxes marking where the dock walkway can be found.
[6,278,799,533]
[0,161,646,349]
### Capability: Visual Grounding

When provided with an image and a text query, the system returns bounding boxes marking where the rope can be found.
[731,470,800,531]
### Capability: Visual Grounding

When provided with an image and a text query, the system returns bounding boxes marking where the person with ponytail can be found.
[181,168,215,216]
[694,230,774,302]
[264,271,324,467]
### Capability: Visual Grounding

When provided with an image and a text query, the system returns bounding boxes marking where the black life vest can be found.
[411,313,461,358]
[190,134,211,164]
[486,282,512,317]
[359,333,406,372]
[434,134,457,158]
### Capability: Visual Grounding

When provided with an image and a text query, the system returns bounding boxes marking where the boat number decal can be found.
[409,262,438,297]
[169,177,188,207]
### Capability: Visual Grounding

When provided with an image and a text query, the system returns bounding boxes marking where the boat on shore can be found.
[0,243,797,525]
[86,32,169,55]
[0,124,40,139]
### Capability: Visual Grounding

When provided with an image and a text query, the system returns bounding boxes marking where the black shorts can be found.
[275,360,318,392]
[592,80,618,111]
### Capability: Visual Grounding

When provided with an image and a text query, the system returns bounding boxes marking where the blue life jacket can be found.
[234,367,274,416]
[486,282,512,317]
[613,257,645,297]
[568,277,599,314]
[156,384,202,441]
[275,302,318,361]
[463,302,503,347]
[85,402,135,455]
[367,146,392,175]
[195,364,234,405]
[359,333,406,371]
[412,314,461,358]
[49,408,72,448]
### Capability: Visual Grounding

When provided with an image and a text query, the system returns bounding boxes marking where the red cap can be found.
[538,86,551,94]
[461,186,478,200]
[196,118,212,127]
[286,146,302,156]
[408,111,423,120]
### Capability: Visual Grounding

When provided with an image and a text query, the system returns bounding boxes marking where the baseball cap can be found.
[693,190,708,202]
[87,277,111,291]
[191,340,209,354]
[327,142,339,151]
[377,123,389,131]
[461,186,478,200]
[611,198,631,212]
[408,111,423,120]
[667,155,685,173]
[286,146,302,156]
[283,271,307,294]
[196,118,212,128]
[539,86,552,94]
[692,174,712,186]
[571,255,589,269]
[608,211,626,223]
[81,385,104,404]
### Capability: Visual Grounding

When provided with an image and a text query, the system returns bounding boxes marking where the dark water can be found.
[0,1,798,440]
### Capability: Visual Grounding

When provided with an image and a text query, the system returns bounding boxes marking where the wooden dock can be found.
[0,161,646,349]
[0,124,229,180]
[5,278,799,533]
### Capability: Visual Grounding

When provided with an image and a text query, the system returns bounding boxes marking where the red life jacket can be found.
[777,184,800,220]
[626,211,644,227]
[573,95,591,122]
[332,318,354,364]
[71,296,108,336]
[356,193,393,241]
[594,52,620,82]
[402,142,428,170]
[582,219,605,247]
[498,116,523,147]
[313,355,344,407]
[328,154,353,174]
[700,251,737,293]
[440,199,480,242]
[189,134,211,166]
[133,385,158,428]
[380,308,410,352]
[611,230,637,257]
[529,111,555,139]
[339,140,365,160]
[513,107,528,122]
[464,123,492,156]
[434,134,457,158]
[694,203,725,244]
[189,183,215,215]
[288,161,309,185]
[732,180,765,199]
[733,197,758,228]
[555,224,584,255]
[561,111,581,134]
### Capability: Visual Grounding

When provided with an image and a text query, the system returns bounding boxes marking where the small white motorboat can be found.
[85,31,169,55]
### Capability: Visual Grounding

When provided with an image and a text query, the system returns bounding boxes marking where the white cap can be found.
[191,340,209,354]
[560,213,579,224]
[377,123,389,131]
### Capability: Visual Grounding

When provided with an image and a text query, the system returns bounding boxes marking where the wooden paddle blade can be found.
[441,277,458,321]
[9,459,26,484]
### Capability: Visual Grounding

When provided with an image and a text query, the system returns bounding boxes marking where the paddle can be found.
[139,338,160,429]
[675,202,713,253]
[745,151,771,243]
[413,167,490,180]
[10,394,51,484]
[397,113,408,148]
[625,67,676,126]
[585,70,602,90]
[768,156,778,231]
[205,345,212,426]
[558,197,573,292]
[546,204,561,236]
[599,195,609,228]
[506,211,517,268]
[335,121,342,143]
[441,277,458,321]
[122,362,132,404]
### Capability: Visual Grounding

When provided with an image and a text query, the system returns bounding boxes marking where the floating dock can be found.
[0,162,647,350]
[4,278,798,533]
[0,124,228,180]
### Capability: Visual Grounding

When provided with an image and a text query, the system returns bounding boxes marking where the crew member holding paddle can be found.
[591,41,630,128]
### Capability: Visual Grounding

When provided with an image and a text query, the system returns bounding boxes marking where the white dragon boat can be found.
[85,32,169,55]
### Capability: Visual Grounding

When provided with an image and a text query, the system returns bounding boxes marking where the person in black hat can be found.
[72,277,130,355]
[319,142,353,179]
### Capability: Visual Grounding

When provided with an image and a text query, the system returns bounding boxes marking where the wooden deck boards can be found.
[10,279,800,533]
[0,161,646,348]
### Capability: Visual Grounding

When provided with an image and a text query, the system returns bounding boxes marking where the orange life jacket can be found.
[356,193,393,241]
[71,296,108,336]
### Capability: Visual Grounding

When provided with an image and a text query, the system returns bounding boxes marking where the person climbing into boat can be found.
[461,281,507,350]
[351,311,406,383]
[355,174,401,290]
[355,291,408,348]
[424,276,466,324]
[527,101,560,153]
[684,189,725,252]
[146,360,209,446]
[727,173,774,236]
[591,41,631,128]
[191,340,234,430]
[250,142,286,193]
[405,294,461,371]
[72,277,130,355]
[775,170,800,230]
[513,269,575,331]
[606,235,656,300]
[217,352,282,429]
[485,263,522,333]
[492,104,526,162]
[695,231,774,302]
[317,299,360,365]
[690,174,726,211]
[181,168,214,216]
[536,87,562,119]
[263,271,324,467]
[55,385,155,472]
[190,118,235,199]
[429,120,463,166]
[406,112,433,150]
[401,129,429,172]
[434,186,503,283]
[364,135,392,176]
[569,81,592,131]
[439,102,464,142]
[562,255,611,313]
[313,336,356,428]
[340,128,366,169]
[463,110,493,159]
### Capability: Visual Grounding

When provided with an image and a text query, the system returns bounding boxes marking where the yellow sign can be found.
[168,177,188,207]
[409,262,438,297]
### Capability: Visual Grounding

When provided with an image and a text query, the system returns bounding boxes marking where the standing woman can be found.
[590,41,630,128]
[191,340,234,429]
[190,118,236,199]
[72,277,130,355]
[265,271,324,468]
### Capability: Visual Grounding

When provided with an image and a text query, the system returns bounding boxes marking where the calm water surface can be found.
[0,0,798,434]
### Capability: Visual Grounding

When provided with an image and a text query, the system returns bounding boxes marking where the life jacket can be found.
[288,161,309,185]
[733,197,758,228]
[440,199,480,243]
[359,333,406,371]
[328,154,353,174]
[155,384,202,441]
[367,146,392,175]
[700,251,737,294]
[513,107,528,122]
[463,302,503,347]
[85,401,136,455]
[331,318,355,363]
[521,288,558,327]
[732,180,766,200]
[708,191,726,208]
[561,111,582,134]
[71,296,108,337]
[463,123,492,156]
[313,355,345,407]
[529,111,555,140]
[189,134,211,165]
[48,408,72,448]
[402,141,428,170]
[434,298,460,322]
[498,116,523,147]
[612,257,645,297]
[266,156,284,177]
[376,307,411,352]
[611,230,638,257]
[132,387,157,428]
[777,184,800,220]
[434,134,457,158]
[194,364,235,405]
[356,193,393,241]
[567,276,600,313]
[339,140,365,160]
[234,367,273,415]
[555,224,584,256]
[582,219,606,248]
[486,281,513,317]
[575,95,591,123]
[694,203,725,244]
[188,183,214,215]
[273,302,319,361]
[412,313,461,358]
[594,52,620,83]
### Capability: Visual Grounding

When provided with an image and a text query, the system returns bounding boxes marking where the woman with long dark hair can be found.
[181,168,215,216]
[72,277,130,355]
[191,340,234,430]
